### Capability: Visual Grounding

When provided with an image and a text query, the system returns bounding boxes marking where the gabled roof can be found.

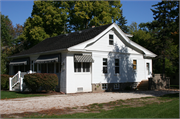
[10,23,156,58]
[10,23,113,58]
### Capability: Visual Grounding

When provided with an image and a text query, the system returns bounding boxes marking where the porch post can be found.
[37,64,39,73]
[33,60,34,71]
[9,77,12,91]
[20,77,23,92]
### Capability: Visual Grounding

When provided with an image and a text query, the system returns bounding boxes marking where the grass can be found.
[1,90,48,99]
[27,93,179,118]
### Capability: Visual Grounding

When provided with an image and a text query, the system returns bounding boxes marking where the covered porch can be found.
[9,53,61,92]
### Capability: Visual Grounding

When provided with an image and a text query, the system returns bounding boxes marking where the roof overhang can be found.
[8,48,67,59]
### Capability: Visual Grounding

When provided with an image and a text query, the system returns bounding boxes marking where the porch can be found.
[9,54,61,92]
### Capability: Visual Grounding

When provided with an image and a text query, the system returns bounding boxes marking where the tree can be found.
[150,1,179,76]
[117,9,129,33]
[127,22,152,51]
[1,14,13,47]
[1,14,13,74]
[20,1,123,49]
[19,1,69,49]
[1,13,24,74]
[68,1,122,31]
[127,22,138,34]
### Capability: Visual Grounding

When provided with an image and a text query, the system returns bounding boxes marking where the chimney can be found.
[92,26,95,28]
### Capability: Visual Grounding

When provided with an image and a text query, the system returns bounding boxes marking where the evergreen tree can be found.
[117,9,129,33]
[150,1,179,76]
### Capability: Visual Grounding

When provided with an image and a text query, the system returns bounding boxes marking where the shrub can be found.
[1,74,11,90]
[23,73,58,92]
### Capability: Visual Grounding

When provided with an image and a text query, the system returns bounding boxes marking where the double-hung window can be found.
[133,60,137,70]
[74,62,81,72]
[109,34,114,45]
[115,59,119,74]
[103,58,107,73]
[74,62,90,72]
[83,63,90,72]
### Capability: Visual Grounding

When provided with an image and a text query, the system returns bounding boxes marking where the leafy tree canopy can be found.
[20,1,122,49]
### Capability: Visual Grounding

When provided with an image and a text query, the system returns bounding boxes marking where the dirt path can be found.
[0,90,178,114]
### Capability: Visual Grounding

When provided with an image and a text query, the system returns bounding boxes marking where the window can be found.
[20,65,24,72]
[41,63,47,73]
[103,58,107,73]
[48,63,54,73]
[115,59,119,74]
[133,60,137,70]
[114,83,119,89]
[56,63,60,73]
[34,64,37,72]
[109,34,113,45]
[146,63,150,75]
[102,84,108,90]
[83,63,90,72]
[74,62,90,72]
[74,62,81,72]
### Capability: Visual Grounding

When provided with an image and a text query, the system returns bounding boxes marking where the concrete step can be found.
[137,80,148,90]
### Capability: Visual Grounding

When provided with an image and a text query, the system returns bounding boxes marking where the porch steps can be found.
[137,80,149,90]
[12,83,20,92]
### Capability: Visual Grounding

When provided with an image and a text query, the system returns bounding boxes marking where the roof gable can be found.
[68,23,156,58]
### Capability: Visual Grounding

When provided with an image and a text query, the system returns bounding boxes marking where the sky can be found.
[1,0,161,27]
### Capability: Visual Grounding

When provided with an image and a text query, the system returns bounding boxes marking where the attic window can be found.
[109,34,113,45]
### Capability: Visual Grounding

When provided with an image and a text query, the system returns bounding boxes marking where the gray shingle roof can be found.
[11,23,112,57]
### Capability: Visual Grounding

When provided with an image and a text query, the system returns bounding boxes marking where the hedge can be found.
[23,73,58,92]
[1,74,12,90]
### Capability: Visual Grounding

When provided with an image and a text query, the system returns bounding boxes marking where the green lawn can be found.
[1,90,48,99]
[27,93,179,118]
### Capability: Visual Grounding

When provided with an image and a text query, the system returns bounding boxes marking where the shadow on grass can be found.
[160,93,179,98]
[110,90,179,97]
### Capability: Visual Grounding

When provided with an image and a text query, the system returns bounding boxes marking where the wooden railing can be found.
[9,70,36,91]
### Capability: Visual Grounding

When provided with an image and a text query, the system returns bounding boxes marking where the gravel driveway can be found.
[0,90,178,114]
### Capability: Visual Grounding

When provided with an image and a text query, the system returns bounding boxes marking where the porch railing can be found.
[9,70,36,91]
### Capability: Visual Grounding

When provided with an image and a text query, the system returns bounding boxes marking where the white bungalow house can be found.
[8,23,156,93]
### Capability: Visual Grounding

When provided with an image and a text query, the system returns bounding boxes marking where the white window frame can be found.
[109,34,114,45]
[83,62,90,72]
[74,62,81,72]
[146,63,150,75]
[103,58,108,73]
[74,62,91,73]
[102,83,108,90]
[133,60,137,70]
[114,83,119,89]
[115,59,119,74]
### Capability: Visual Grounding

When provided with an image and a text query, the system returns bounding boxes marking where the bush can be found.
[23,73,58,92]
[1,74,11,90]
